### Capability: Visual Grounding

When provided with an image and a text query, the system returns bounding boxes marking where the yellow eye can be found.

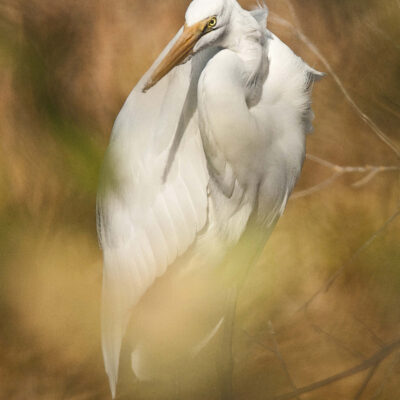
[208,17,217,29]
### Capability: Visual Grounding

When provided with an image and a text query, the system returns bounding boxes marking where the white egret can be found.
[97,0,323,397]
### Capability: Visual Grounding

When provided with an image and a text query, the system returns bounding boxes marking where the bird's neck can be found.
[221,9,269,106]
[197,29,268,184]
[196,9,270,176]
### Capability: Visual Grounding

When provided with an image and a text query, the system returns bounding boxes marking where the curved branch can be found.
[292,155,400,199]
[273,339,400,400]
[292,171,343,199]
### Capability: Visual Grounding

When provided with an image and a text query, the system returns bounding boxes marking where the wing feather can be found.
[97,28,212,397]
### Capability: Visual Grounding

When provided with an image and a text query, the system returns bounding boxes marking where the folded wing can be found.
[97,28,215,397]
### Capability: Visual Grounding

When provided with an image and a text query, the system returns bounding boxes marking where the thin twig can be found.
[306,154,337,169]
[370,351,400,399]
[305,309,365,360]
[292,171,342,199]
[292,154,400,199]
[352,169,381,188]
[307,154,400,176]
[269,13,400,159]
[353,363,380,400]
[268,321,301,400]
[296,208,400,314]
[292,155,400,198]
[241,329,275,355]
[272,339,400,400]
[352,314,385,348]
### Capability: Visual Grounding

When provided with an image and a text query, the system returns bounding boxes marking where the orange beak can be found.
[143,19,210,92]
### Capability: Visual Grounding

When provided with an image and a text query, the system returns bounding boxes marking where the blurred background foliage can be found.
[0,0,399,399]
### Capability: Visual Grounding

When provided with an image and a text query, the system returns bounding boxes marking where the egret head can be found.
[143,0,235,92]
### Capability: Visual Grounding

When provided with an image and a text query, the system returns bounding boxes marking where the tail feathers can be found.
[102,278,131,399]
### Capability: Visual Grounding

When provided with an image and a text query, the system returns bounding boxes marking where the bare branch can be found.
[305,309,365,360]
[352,169,381,188]
[241,329,276,355]
[353,363,380,400]
[352,314,385,348]
[371,351,400,399]
[292,155,400,199]
[306,154,400,175]
[306,154,338,169]
[268,321,301,400]
[296,208,400,314]
[269,12,400,158]
[272,339,400,400]
[292,171,343,199]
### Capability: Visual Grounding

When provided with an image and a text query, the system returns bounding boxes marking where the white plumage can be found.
[97,0,323,397]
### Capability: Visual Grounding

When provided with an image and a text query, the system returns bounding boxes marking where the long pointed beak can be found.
[143,20,208,92]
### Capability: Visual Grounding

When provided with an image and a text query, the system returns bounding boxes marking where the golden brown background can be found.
[0,0,399,399]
